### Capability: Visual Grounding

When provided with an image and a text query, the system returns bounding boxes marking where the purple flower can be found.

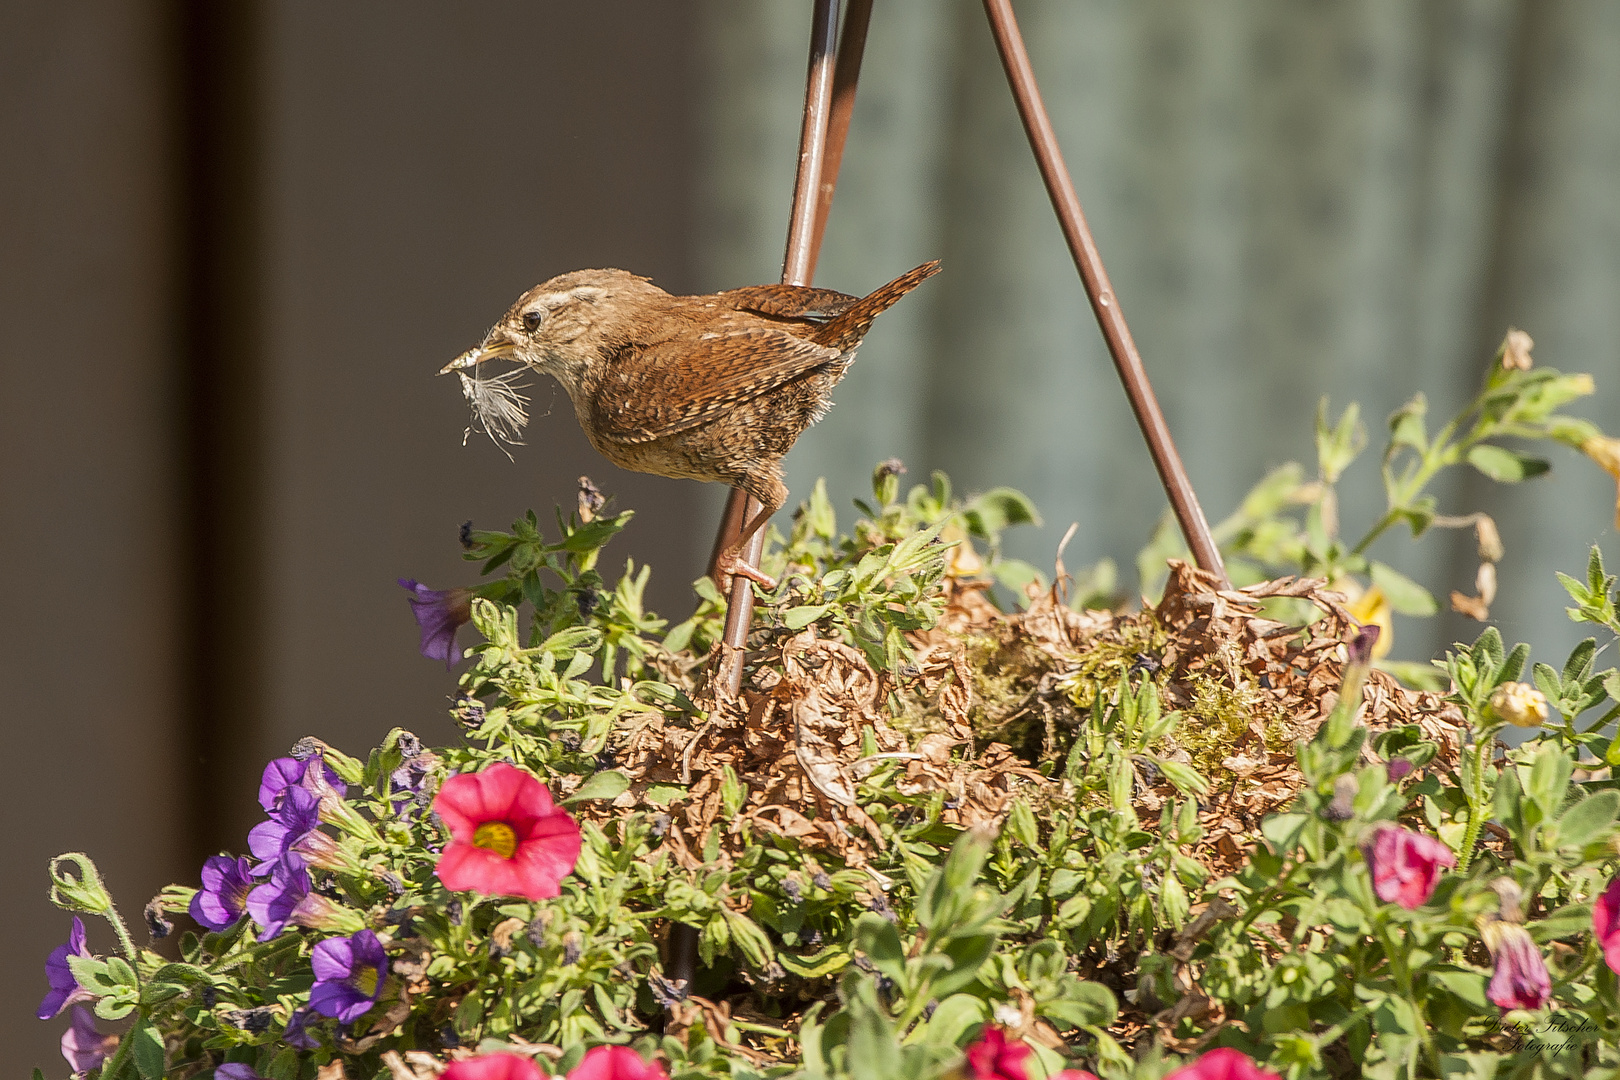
[245,853,358,940]
[399,579,474,667]
[190,855,256,931]
[282,1005,320,1050]
[1347,624,1381,667]
[1483,920,1552,1011]
[248,786,349,873]
[60,1005,118,1073]
[1385,758,1414,782]
[390,752,437,817]
[216,1066,265,1080]
[258,756,346,813]
[38,917,94,1019]
[309,929,389,1022]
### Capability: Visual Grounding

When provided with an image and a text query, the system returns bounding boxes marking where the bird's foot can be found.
[715,547,778,594]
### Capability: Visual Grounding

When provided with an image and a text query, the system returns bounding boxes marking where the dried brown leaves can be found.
[583,558,1461,900]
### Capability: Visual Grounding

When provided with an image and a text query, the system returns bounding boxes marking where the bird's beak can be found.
[439,336,516,375]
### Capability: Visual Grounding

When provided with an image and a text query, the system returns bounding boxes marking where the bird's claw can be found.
[715,548,778,594]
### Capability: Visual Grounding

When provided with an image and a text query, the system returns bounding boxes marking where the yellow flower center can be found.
[354,966,380,998]
[472,821,518,859]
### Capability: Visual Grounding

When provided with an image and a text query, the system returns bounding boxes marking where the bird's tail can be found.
[814,260,942,350]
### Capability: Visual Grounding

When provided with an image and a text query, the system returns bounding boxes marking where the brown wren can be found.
[443,261,941,586]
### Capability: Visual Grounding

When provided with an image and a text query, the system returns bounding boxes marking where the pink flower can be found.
[569,1044,670,1080]
[1482,921,1552,1011]
[433,763,583,901]
[1164,1047,1282,1080]
[1361,824,1455,909]
[964,1027,1030,1080]
[441,1054,544,1080]
[1594,877,1620,976]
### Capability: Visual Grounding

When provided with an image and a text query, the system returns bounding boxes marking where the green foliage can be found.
[33,338,1620,1079]
[1132,344,1601,644]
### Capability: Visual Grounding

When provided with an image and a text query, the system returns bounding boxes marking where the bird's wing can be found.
[719,284,859,325]
[587,325,842,445]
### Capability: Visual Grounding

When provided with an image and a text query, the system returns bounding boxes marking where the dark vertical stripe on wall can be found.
[171,1,266,864]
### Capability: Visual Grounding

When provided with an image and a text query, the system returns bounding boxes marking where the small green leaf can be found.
[1555,790,1619,848]
[853,914,906,986]
[847,995,901,1080]
[778,945,849,979]
[562,770,630,804]
[782,603,836,630]
[1005,800,1039,849]
[1152,756,1210,796]
[1528,903,1595,942]
[1262,813,1310,855]
[1370,562,1438,617]
[1316,399,1365,483]
[916,993,988,1045]
[721,908,775,968]
[643,784,687,806]
[931,933,997,997]
[1387,394,1428,452]
[131,1021,166,1079]
[963,487,1042,539]
[1466,444,1550,483]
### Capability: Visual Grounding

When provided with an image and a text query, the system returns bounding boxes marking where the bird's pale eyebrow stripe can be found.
[544,286,606,308]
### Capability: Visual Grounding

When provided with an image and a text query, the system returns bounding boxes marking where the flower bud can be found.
[1497,328,1534,371]
[1480,919,1551,1011]
[1489,682,1549,728]
[1322,774,1359,822]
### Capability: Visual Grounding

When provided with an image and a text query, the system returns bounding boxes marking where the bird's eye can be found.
[522,309,545,332]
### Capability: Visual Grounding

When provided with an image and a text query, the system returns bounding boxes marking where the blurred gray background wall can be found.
[4,0,1618,1069]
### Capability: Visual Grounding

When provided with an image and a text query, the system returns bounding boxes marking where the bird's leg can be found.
[715,498,780,593]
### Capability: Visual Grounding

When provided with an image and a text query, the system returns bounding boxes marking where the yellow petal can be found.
[1584,436,1620,478]
[1345,584,1395,659]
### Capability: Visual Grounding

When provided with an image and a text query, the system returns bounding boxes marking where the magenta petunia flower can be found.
[432,763,582,901]
[309,929,389,1023]
[964,1027,1030,1080]
[190,855,255,932]
[441,1054,544,1080]
[60,1005,118,1073]
[1483,920,1552,1010]
[38,917,95,1020]
[258,756,346,813]
[1594,876,1620,976]
[399,579,474,668]
[569,1044,670,1080]
[1164,1048,1282,1080]
[245,853,356,940]
[1361,824,1455,909]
